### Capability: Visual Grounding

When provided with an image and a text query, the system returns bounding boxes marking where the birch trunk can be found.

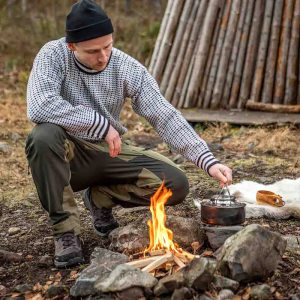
[160,0,195,95]
[273,0,295,104]
[261,0,285,103]
[166,0,200,105]
[203,0,232,109]
[148,0,173,74]
[222,0,248,108]
[250,0,275,103]
[211,0,241,109]
[197,1,226,108]
[284,0,300,104]
[238,0,265,109]
[171,0,209,107]
[152,0,185,83]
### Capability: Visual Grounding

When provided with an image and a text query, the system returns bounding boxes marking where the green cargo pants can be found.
[25,123,189,236]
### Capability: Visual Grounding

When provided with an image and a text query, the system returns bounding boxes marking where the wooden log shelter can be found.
[149,0,300,123]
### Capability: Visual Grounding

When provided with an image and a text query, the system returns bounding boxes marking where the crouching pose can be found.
[26,0,232,268]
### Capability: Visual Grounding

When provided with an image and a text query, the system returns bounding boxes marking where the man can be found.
[26,0,232,268]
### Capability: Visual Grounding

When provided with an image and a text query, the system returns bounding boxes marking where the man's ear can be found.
[67,43,76,51]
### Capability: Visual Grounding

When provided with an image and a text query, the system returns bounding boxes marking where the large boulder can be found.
[216,224,286,282]
[109,215,206,254]
[70,248,129,297]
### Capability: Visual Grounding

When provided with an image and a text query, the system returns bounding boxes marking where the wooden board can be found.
[181,109,300,125]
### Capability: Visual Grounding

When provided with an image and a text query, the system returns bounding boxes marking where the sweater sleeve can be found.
[27,45,110,139]
[128,66,220,174]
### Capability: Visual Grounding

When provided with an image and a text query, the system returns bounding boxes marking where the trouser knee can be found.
[166,170,189,206]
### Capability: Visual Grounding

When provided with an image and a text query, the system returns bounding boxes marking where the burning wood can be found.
[126,181,196,275]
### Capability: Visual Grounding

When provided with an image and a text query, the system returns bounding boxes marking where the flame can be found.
[145,180,180,254]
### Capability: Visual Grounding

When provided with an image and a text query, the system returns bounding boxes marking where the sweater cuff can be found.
[87,111,110,139]
[196,150,220,175]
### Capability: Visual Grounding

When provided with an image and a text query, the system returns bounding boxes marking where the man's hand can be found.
[105,125,122,157]
[208,163,233,187]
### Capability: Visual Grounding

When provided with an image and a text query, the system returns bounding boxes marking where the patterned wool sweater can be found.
[27,37,219,174]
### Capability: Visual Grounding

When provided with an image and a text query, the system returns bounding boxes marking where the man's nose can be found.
[98,50,107,62]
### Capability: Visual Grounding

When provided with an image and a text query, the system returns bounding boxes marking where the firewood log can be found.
[148,0,172,74]
[238,0,265,109]
[222,0,248,108]
[250,0,275,103]
[164,0,200,104]
[284,0,300,105]
[229,0,256,108]
[185,0,220,107]
[197,0,226,108]
[273,0,295,104]
[160,0,195,95]
[172,0,209,107]
[152,0,185,84]
[203,0,232,109]
[246,100,300,113]
[261,0,285,103]
[211,0,241,109]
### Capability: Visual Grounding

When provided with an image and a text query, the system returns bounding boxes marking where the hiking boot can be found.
[83,188,119,237]
[54,232,84,268]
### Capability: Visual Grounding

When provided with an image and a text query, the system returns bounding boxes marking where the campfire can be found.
[126,181,196,276]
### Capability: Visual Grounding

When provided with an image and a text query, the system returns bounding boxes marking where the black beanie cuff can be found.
[66,18,113,43]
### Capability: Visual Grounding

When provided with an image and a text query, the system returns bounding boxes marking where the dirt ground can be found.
[1,79,300,299]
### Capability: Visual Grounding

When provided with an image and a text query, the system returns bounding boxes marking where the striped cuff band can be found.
[87,111,110,139]
[196,150,220,175]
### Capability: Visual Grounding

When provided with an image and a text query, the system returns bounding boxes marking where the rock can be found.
[47,285,66,298]
[116,287,145,300]
[12,133,22,142]
[70,248,129,297]
[250,284,272,300]
[207,143,224,151]
[205,226,244,250]
[166,216,206,249]
[282,235,300,252]
[109,224,149,254]
[183,257,216,290]
[154,272,185,296]
[95,264,158,293]
[173,154,185,164]
[0,250,24,264]
[109,215,205,253]
[218,289,234,300]
[290,294,300,300]
[212,275,239,292]
[171,287,193,300]
[217,224,286,282]
[0,285,6,297]
[8,227,21,236]
[197,295,214,300]
[38,255,53,268]
[14,284,33,293]
[0,142,12,155]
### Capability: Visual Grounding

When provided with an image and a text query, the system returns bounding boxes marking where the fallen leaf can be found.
[46,281,53,285]
[11,293,20,298]
[26,255,33,259]
[33,283,42,292]
[282,255,287,259]
[55,272,62,281]
[242,287,251,300]
[262,223,270,228]
[289,268,300,275]
[233,296,242,300]
[70,270,78,279]
[31,293,44,300]
[275,291,283,300]
[271,287,276,293]
[49,275,54,280]
[201,250,213,257]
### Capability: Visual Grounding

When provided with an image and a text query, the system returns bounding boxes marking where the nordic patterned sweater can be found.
[27,37,219,174]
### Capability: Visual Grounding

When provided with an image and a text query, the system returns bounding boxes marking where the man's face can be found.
[68,34,113,71]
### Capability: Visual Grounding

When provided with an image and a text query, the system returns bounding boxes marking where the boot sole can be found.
[54,256,85,269]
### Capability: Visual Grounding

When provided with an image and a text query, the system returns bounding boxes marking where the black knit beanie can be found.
[66,0,114,43]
